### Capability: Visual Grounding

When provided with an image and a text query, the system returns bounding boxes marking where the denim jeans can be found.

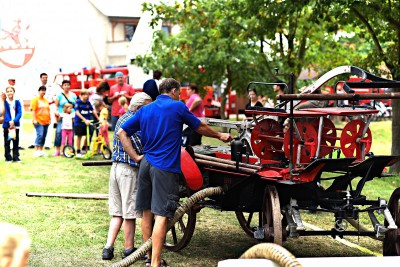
[111,116,119,132]
[3,128,20,161]
[54,122,62,147]
[34,124,49,147]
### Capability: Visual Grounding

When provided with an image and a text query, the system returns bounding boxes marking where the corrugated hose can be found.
[240,243,302,267]
[109,186,225,267]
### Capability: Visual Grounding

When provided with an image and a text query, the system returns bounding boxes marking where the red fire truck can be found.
[53,67,129,96]
[54,67,240,118]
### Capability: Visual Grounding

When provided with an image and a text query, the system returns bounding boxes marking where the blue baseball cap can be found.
[115,72,124,77]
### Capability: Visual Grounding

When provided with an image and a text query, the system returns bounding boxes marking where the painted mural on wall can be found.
[0,18,35,68]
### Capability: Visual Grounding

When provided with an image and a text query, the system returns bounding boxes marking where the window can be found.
[162,25,170,36]
[125,24,136,41]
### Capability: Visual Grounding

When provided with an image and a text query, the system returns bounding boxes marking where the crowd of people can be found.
[113,78,231,267]
[1,75,369,266]
[1,70,234,267]
[0,71,139,161]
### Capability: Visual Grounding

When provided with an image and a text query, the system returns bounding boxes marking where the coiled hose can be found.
[109,186,225,267]
[240,243,302,267]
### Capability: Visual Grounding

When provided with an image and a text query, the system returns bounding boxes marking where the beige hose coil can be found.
[240,243,302,267]
[109,186,225,267]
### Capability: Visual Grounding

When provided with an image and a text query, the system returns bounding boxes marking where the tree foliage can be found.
[138,1,397,130]
[138,0,366,93]
[137,0,400,171]
[232,0,372,86]
[138,0,269,118]
[323,0,400,172]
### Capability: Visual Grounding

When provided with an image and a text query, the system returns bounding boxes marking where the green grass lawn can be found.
[0,118,399,266]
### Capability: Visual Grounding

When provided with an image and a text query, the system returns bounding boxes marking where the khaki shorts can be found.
[109,162,142,219]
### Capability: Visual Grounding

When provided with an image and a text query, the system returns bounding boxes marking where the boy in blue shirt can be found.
[74,89,99,157]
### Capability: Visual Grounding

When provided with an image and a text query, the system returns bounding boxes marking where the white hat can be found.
[129,92,152,111]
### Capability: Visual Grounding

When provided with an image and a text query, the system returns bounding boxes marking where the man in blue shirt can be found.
[102,92,152,261]
[118,78,231,267]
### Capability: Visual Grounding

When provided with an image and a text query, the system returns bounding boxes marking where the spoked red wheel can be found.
[164,205,196,252]
[311,117,337,157]
[284,121,318,164]
[383,187,400,256]
[251,119,283,160]
[340,120,372,160]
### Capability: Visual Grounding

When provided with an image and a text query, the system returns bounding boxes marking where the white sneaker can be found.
[75,153,84,158]
[33,151,41,157]
[40,151,48,157]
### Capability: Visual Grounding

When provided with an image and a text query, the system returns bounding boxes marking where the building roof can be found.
[89,0,144,18]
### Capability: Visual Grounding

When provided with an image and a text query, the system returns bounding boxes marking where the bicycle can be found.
[63,121,112,160]
[61,134,75,158]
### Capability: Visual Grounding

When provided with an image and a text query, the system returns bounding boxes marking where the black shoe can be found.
[18,146,25,150]
[102,246,114,260]
[45,147,50,150]
[122,247,136,259]
[28,145,35,149]
[122,248,147,260]
[13,158,22,162]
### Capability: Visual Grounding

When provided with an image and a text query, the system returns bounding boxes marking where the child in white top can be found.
[59,103,75,156]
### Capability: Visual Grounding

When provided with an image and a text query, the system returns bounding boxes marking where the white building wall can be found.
[0,0,94,99]
[0,0,154,98]
[86,2,110,69]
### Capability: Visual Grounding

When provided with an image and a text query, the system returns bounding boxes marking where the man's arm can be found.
[107,88,119,102]
[75,110,90,126]
[53,96,60,117]
[122,86,134,101]
[195,121,232,142]
[31,102,38,125]
[124,89,133,101]
[92,108,100,120]
[116,128,143,162]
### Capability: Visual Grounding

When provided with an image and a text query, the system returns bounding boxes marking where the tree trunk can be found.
[220,65,233,121]
[391,92,400,173]
[220,89,228,120]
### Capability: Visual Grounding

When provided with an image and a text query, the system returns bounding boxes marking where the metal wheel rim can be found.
[284,121,318,164]
[102,145,112,159]
[63,145,75,158]
[383,187,400,256]
[235,211,262,238]
[340,120,372,160]
[263,185,282,245]
[164,206,196,252]
[311,117,337,157]
[251,119,283,160]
